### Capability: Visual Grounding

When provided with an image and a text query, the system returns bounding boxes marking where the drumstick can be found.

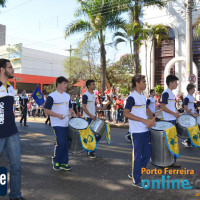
[146,109,163,128]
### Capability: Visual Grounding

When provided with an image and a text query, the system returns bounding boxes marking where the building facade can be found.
[0,43,68,93]
[141,0,200,95]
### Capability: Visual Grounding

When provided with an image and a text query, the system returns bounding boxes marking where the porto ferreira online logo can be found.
[0,167,7,196]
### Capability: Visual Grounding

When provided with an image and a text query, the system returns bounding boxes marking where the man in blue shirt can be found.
[0,59,25,200]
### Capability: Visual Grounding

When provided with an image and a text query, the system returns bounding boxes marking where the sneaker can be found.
[182,141,189,148]
[128,174,132,179]
[132,182,143,189]
[87,152,96,159]
[53,163,60,170]
[60,164,72,171]
[10,197,26,200]
[24,124,28,127]
[132,181,148,189]
[125,135,132,143]
[20,123,22,126]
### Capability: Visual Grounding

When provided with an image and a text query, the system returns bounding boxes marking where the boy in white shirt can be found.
[182,84,198,147]
[160,75,181,167]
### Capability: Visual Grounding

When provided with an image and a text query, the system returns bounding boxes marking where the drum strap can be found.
[56,91,70,117]
[133,91,145,106]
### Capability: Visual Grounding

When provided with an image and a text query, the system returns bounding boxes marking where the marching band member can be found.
[82,79,106,158]
[146,89,156,117]
[124,75,155,188]
[182,84,198,147]
[160,75,181,167]
[44,76,77,171]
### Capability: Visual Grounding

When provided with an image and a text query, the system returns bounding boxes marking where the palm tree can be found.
[127,0,166,74]
[65,0,127,94]
[148,24,169,88]
[0,0,6,7]
[193,15,200,38]
[113,21,142,74]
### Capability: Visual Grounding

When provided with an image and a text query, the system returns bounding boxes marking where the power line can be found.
[0,0,33,15]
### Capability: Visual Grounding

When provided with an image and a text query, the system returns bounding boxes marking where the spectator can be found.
[116,95,124,123]
[103,95,112,122]
[19,90,28,126]
[111,96,117,123]
[76,94,81,117]
[96,95,103,118]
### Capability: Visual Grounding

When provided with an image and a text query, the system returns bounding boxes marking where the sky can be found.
[0,0,130,64]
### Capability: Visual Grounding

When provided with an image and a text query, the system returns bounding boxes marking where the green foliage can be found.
[154,84,164,96]
[106,54,137,93]
[43,83,56,94]
[119,87,130,96]
[0,0,6,7]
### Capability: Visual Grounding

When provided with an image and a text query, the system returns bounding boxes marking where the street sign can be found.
[189,74,196,84]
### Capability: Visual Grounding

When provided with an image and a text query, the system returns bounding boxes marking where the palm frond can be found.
[65,20,91,38]
[193,15,200,39]
[113,38,127,47]
[79,30,99,47]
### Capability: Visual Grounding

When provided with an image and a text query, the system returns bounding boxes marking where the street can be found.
[0,120,200,200]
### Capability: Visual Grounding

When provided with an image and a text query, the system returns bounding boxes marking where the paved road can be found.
[0,120,200,200]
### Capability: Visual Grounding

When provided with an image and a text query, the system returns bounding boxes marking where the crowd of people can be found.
[14,86,200,126]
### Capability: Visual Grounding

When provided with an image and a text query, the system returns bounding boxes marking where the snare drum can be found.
[176,114,197,139]
[90,119,106,139]
[68,118,88,154]
[150,121,174,167]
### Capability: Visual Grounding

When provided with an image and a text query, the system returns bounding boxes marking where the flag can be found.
[187,125,200,147]
[164,125,180,158]
[32,85,45,106]
[79,127,97,152]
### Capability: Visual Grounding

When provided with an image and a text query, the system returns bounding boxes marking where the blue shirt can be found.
[0,81,18,138]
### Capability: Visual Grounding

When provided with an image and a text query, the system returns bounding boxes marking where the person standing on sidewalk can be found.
[19,90,28,126]
[82,79,105,158]
[44,76,77,171]
[124,75,155,188]
[116,95,124,123]
[0,59,25,200]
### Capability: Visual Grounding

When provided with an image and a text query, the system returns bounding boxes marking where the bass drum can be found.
[68,118,88,154]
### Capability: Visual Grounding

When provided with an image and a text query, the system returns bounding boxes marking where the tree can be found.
[113,21,142,74]
[65,0,127,94]
[106,54,135,95]
[0,0,6,7]
[193,15,200,38]
[148,24,169,88]
[126,0,166,74]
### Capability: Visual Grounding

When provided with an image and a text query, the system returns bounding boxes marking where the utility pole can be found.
[65,45,77,78]
[186,0,193,74]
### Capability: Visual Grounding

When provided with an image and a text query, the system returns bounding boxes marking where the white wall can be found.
[21,47,68,77]
[141,0,200,95]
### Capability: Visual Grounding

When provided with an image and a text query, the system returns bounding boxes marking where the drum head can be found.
[177,114,196,128]
[197,116,200,125]
[151,121,174,131]
[69,118,88,130]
